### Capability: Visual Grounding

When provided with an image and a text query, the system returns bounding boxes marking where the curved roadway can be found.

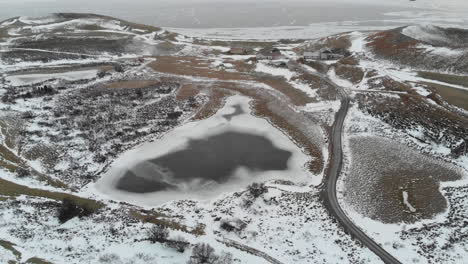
[304,68,403,264]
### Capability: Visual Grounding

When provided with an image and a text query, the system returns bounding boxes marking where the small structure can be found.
[228,47,249,55]
[303,48,344,61]
[303,51,321,61]
[256,48,284,60]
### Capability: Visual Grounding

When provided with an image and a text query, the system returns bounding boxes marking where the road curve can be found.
[316,73,403,264]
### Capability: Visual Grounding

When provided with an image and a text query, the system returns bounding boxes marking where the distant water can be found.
[0,0,411,28]
[116,131,292,193]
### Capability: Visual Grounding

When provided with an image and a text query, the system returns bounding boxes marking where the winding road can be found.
[314,71,403,264]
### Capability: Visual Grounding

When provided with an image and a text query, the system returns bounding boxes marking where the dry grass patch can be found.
[105,80,162,89]
[149,56,250,81]
[303,60,330,74]
[0,178,103,211]
[420,81,468,112]
[0,117,25,150]
[150,56,313,106]
[25,257,54,264]
[418,71,468,88]
[176,84,201,101]
[0,142,68,190]
[366,30,418,56]
[259,76,314,106]
[131,210,205,236]
[342,136,463,223]
[334,64,364,84]
[338,56,359,66]
[0,240,21,261]
[192,88,232,120]
[381,77,412,92]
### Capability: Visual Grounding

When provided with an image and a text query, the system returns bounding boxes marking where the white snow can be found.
[290,80,317,97]
[402,191,417,212]
[418,44,465,57]
[18,15,58,25]
[412,86,431,96]
[255,62,296,80]
[349,31,367,53]
[338,105,468,264]
[5,69,98,86]
[328,68,354,89]
[300,101,341,113]
[402,24,448,43]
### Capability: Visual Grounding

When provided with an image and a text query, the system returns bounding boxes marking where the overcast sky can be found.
[1,0,468,10]
[1,0,467,28]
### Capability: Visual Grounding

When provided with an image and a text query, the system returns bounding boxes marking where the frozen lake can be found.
[95,95,315,205]
[116,131,292,193]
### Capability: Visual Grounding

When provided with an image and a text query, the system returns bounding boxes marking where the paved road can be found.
[289,61,403,264]
[315,73,403,264]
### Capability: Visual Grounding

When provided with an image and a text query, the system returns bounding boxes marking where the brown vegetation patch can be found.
[10,65,113,76]
[303,60,330,74]
[25,257,53,264]
[105,80,162,89]
[343,136,462,223]
[364,70,379,79]
[334,64,364,84]
[292,73,337,101]
[366,30,418,56]
[381,77,412,92]
[420,81,468,112]
[230,60,256,73]
[192,88,232,120]
[176,84,201,101]
[23,145,60,171]
[131,210,205,236]
[150,56,314,106]
[418,71,468,88]
[0,177,103,211]
[338,56,359,66]
[0,117,25,150]
[357,92,468,157]
[149,56,249,81]
[252,97,323,173]
[298,34,351,53]
[258,76,314,106]
[192,39,274,49]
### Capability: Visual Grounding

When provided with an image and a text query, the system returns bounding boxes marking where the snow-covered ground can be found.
[337,105,468,264]
[5,69,99,86]
[0,196,268,264]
